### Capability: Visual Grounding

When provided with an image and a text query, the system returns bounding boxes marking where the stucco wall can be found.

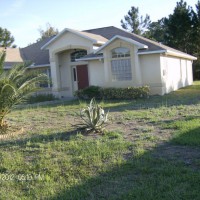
[186,60,193,85]
[139,54,163,95]
[88,60,105,86]
[47,31,94,98]
[160,55,193,94]
[58,51,73,97]
[102,39,142,88]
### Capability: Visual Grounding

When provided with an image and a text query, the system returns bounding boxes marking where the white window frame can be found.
[111,47,132,81]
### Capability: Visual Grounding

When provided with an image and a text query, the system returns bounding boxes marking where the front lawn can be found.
[0,82,200,199]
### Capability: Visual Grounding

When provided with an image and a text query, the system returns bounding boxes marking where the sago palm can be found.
[0,50,48,133]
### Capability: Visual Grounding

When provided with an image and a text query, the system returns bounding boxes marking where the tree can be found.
[121,6,151,35]
[37,23,59,41]
[143,18,167,43]
[0,27,15,48]
[0,51,48,133]
[163,0,194,54]
[192,0,200,79]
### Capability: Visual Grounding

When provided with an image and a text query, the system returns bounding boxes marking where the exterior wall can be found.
[160,55,193,94]
[187,60,193,85]
[56,50,88,97]
[139,54,163,95]
[47,32,94,98]
[88,60,105,86]
[45,31,194,98]
[102,39,142,88]
[58,51,73,97]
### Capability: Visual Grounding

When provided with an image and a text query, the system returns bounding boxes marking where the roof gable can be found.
[95,35,148,54]
[41,28,108,50]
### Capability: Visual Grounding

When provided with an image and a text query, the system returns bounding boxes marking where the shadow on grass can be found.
[47,127,200,200]
[15,99,81,111]
[13,83,200,113]
[0,121,200,199]
[0,129,79,148]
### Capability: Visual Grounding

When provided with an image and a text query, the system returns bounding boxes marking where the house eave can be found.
[138,50,197,60]
[4,63,50,70]
[138,50,166,55]
[27,64,50,68]
[165,50,197,60]
[76,57,103,61]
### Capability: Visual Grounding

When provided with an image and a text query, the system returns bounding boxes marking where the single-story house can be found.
[2,26,197,97]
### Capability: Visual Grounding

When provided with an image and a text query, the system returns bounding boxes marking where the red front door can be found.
[76,65,89,90]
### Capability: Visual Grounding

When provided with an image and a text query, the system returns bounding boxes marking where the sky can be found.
[0,0,198,47]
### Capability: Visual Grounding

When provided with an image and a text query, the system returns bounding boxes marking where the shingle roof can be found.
[84,26,193,55]
[2,26,196,67]
[0,47,24,68]
[20,36,55,66]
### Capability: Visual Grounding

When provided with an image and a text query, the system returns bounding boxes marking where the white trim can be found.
[41,28,97,50]
[138,49,197,60]
[166,50,197,60]
[3,66,12,69]
[96,41,106,45]
[137,50,166,55]
[4,64,50,70]
[27,64,50,68]
[95,35,148,54]
[76,56,103,61]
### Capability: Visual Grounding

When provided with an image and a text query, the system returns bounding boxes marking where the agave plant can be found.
[0,50,48,134]
[80,98,109,133]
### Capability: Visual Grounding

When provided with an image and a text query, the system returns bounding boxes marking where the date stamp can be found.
[0,173,43,181]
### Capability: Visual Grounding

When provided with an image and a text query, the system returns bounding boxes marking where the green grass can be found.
[168,118,200,146]
[0,82,200,199]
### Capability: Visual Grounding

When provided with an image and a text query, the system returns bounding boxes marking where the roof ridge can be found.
[111,26,166,49]
[83,26,115,32]
[111,26,192,55]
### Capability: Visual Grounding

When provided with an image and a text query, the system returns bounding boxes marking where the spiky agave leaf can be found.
[79,98,109,132]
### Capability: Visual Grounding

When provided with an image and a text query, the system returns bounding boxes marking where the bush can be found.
[74,86,101,99]
[74,85,150,100]
[26,94,58,104]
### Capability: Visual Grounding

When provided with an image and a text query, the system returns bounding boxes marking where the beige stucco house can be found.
[3,26,197,97]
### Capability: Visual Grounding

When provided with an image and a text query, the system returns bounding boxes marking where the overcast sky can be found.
[0,0,198,47]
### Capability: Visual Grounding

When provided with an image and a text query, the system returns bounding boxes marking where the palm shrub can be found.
[0,50,48,134]
[80,98,109,133]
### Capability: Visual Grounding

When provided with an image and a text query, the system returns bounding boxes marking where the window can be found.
[111,47,130,58]
[111,47,132,81]
[39,68,52,88]
[73,68,77,81]
[71,50,87,62]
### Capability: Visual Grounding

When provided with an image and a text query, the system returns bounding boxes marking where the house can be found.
[2,26,197,97]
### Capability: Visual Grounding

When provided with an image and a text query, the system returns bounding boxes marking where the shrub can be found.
[26,94,57,104]
[79,98,109,133]
[74,86,101,99]
[74,85,150,100]
[0,50,48,134]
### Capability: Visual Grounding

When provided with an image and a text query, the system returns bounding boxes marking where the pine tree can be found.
[0,27,15,48]
[121,6,151,35]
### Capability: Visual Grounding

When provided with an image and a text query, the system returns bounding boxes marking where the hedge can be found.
[74,85,150,100]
